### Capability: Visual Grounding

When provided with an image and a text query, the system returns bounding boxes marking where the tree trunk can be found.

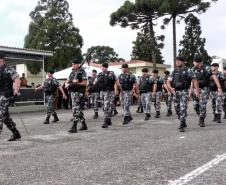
[149,18,157,69]
[172,14,177,68]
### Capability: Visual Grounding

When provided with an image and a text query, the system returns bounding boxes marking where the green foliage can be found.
[178,13,212,67]
[86,46,124,64]
[24,0,83,74]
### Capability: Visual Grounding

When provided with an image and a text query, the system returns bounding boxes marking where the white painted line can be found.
[168,153,226,185]
[179,136,185,139]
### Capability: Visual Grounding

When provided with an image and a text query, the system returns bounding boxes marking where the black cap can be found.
[0,52,5,59]
[211,63,219,67]
[142,68,149,73]
[152,69,159,74]
[223,66,226,70]
[92,69,97,73]
[193,56,203,63]
[71,58,81,64]
[102,62,109,68]
[47,68,54,74]
[176,56,186,62]
[164,70,170,75]
[121,63,128,68]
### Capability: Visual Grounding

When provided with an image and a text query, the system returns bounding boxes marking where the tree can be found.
[109,0,165,67]
[178,13,211,67]
[131,27,164,63]
[24,0,83,74]
[86,46,124,64]
[160,0,218,67]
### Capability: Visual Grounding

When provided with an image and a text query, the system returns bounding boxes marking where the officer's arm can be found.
[212,74,223,91]
[152,83,157,94]
[192,79,200,97]
[14,77,21,95]
[115,80,122,92]
[77,79,87,87]
[163,83,170,93]
[58,85,67,99]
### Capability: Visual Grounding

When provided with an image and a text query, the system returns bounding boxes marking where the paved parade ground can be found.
[1,103,226,185]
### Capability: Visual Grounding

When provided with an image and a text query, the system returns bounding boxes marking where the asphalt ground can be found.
[1,102,226,185]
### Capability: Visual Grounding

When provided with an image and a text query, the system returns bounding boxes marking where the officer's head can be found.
[211,63,219,73]
[0,52,5,65]
[102,62,108,72]
[193,56,203,67]
[71,59,81,70]
[223,66,226,74]
[164,70,170,77]
[152,69,159,77]
[142,68,149,76]
[92,69,97,77]
[176,56,186,67]
[121,63,129,73]
[47,68,54,77]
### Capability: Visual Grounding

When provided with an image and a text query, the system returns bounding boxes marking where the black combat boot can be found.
[68,121,77,133]
[199,117,205,127]
[224,113,226,119]
[102,118,109,128]
[112,109,118,116]
[8,128,21,142]
[43,115,50,124]
[128,115,133,123]
[0,123,2,134]
[107,118,112,126]
[93,112,98,119]
[155,111,160,118]
[217,114,222,123]
[213,114,217,122]
[166,110,172,117]
[52,113,59,123]
[123,116,129,125]
[79,120,88,131]
[140,107,144,113]
[136,107,141,113]
[178,121,186,132]
[144,113,151,121]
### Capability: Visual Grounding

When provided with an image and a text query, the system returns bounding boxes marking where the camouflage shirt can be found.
[43,77,60,95]
[68,68,87,82]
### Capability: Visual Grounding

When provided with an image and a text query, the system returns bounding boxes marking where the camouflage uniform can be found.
[163,76,173,115]
[118,72,136,124]
[169,67,196,131]
[68,68,88,133]
[0,64,21,141]
[222,74,226,118]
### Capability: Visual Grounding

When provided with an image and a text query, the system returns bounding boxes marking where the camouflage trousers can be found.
[164,93,173,111]
[45,95,56,116]
[103,91,115,118]
[153,91,162,112]
[71,92,85,122]
[121,91,132,116]
[91,92,100,113]
[141,92,151,114]
[173,90,189,122]
[192,88,209,118]
[222,92,226,113]
[0,95,16,133]
[210,91,223,114]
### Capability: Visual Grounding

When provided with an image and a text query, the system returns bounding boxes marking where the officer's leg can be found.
[43,95,51,124]
[173,92,180,120]
[93,93,99,119]
[68,92,78,133]
[123,91,133,124]
[211,92,217,121]
[102,91,110,128]
[155,92,161,118]
[192,95,200,116]
[78,93,88,131]
[216,94,223,123]
[178,91,189,132]
[223,93,226,119]
[144,93,151,121]
[50,96,59,123]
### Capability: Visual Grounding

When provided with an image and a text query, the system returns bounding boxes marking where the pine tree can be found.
[178,13,211,67]
[24,0,83,74]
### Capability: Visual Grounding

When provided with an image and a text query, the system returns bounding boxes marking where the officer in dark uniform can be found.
[87,69,100,119]
[152,69,164,118]
[190,57,222,127]
[35,69,67,124]
[94,63,118,128]
[118,63,136,124]
[209,63,224,123]
[163,70,173,117]
[222,66,226,119]
[65,59,88,133]
[0,52,21,141]
[167,57,200,132]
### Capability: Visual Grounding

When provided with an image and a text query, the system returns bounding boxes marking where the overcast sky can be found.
[0,0,225,66]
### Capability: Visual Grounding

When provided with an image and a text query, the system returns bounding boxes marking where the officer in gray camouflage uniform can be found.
[222,66,226,119]
[65,59,88,133]
[209,63,224,123]
[152,69,164,118]
[87,69,100,119]
[118,63,136,124]
[36,69,67,124]
[139,68,155,121]
[190,57,222,127]
[163,70,173,117]
[0,52,21,141]
[167,57,200,132]
[94,63,118,128]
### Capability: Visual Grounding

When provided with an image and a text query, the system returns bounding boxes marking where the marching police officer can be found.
[87,69,100,119]
[152,69,164,118]
[35,69,67,124]
[190,57,222,127]
[167,57,200,132]
[223,66,226,119]
[94,63,118,128]
[209,63,224,123]
[118,63,136,124]
[163,70,173,117]
[65,59,88,133]
[0,52,21,141]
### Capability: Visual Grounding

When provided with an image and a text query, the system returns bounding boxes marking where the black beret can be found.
[121,63,128,68]
[71,58,81,64]
[102,62,109,68]
[193,56,203,63]
[152,69,159,73]
[142,68,149,73]
[164,70,170,75]
[92,69,97,73]
[0,52,5,59]
[47,67,54,74]
[211,63,219,67]
[176,56,186,62]
[223,66,226,70]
